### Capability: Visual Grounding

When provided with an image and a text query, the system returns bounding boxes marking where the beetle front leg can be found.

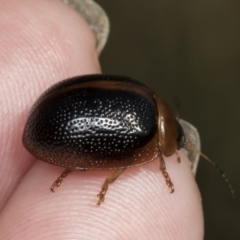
[159,154,174,193]
[51,169,71,192]
[96,169,126,206]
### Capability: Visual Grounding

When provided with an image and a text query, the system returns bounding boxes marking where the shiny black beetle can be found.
[22,74,187,205]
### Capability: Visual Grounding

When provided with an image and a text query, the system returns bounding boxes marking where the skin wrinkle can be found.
[0,0,99,211]
[118,174,159,236]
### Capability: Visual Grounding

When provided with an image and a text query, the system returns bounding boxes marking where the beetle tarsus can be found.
[96,169,125,205]
[96,181,108,205]
[162,170,174,193]
[159,154,175,193]
[96,192,105,206]
[50,169,71,192]
[50,185,55,192]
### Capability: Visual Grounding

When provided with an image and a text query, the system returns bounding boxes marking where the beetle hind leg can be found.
[96,169,126,206]
[159,154,174,193]
[51,169,71,192]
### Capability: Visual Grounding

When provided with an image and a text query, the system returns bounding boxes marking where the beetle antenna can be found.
[197,150,235,198]
[183,131,235,198]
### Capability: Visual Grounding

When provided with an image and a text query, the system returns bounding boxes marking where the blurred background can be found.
[97,0,240,239]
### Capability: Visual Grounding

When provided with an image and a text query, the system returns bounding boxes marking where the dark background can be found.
[97,0,240,239]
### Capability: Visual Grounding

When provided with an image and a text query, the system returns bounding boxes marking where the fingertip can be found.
[1,152,203,239]
[0,0,101,210]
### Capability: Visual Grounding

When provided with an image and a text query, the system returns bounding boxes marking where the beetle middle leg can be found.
[159,154,174,193]
[96,169,126,206]
[51,169,71,192]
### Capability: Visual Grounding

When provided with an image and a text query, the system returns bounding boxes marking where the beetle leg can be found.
[51,169,71,192]
[175,151,181,163]
[159,154,174,193]
[96,169,126,206]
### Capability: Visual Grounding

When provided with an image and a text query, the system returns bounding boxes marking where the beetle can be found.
[22,74,186,205]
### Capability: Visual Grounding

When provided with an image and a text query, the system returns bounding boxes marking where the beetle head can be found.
[176,123,186,150]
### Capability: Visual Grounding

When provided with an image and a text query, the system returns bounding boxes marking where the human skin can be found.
[0,0,204,239]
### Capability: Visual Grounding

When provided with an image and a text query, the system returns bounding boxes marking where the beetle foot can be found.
[96,192,105,206]
[51,180,62,192]
[96,169,126,205]
[50,169,71,192]
[161,170,174,193]
[96,181,108,206]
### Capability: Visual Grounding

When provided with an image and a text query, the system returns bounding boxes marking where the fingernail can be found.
[179,119,201,176]
[61,0,110,55]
